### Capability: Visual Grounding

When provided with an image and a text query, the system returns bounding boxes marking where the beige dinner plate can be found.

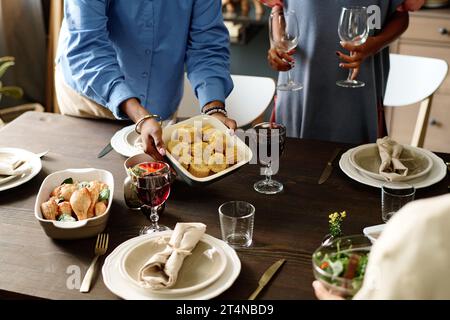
[120,232,227,295]
[0,148,41,192]
[349,144,433,182]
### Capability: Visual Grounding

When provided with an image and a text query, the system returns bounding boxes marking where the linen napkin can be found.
[355,194,450,299]
[0,153,27,176]
[376,137,408,182]
[138,222,206,289]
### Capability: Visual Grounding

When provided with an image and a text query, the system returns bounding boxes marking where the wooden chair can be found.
[178,74,276,127]
[384,54,448,148]
[0,103,44,125]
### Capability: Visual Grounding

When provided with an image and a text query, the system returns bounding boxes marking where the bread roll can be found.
[207,153,227,173]
[171,142,190,160]
[167,140,180,154]
[178,154,192,170]
[225,146,240,165]
[189,162,210,178]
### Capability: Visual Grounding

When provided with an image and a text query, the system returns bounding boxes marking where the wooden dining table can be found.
[0,111,449,300]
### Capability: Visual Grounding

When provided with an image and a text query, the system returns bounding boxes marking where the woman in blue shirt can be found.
[56,0,237,160]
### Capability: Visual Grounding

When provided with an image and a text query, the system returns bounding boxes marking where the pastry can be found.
[207,153,227,173]
[178,154,192,170]
[189,162,210,178]
[171,142,190,160]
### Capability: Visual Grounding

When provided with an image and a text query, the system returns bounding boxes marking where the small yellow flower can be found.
[341,211,347,218]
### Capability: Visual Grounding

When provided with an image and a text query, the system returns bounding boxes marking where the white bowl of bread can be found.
[34,168,114,239]
[162,115,252,185]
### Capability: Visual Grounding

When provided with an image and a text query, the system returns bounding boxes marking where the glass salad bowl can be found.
[312,235,372,298]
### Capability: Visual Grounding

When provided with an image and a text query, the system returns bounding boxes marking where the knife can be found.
[97,142,113,158]
[318,148,342,185]
[248,259,286,300]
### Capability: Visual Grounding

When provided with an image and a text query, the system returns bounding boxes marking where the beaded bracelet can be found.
[135,114,162,134]
[203,106,228,117]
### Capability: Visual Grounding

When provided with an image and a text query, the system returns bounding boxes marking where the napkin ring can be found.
[135,114,163,135]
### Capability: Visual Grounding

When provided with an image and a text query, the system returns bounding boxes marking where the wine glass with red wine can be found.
[252,122,286,194]
[129,161,172,235]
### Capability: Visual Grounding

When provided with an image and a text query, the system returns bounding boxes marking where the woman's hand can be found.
[139,118,166,161]
[202,101,237,131]
[210,113,237,131]
[312,281,345,300]
[397,0,425,12]
[268,48,295,72]
[120,98,166,161]
[336,37,381,80]
[258,0,283,7]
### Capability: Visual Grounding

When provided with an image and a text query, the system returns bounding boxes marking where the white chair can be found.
[384,54,448,148]
[178,74,276,127]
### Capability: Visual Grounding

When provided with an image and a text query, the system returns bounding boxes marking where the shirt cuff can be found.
[106,81,138,120]
[195,80,230,111]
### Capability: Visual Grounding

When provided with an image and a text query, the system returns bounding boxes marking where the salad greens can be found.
[61,178,73,185]
[98,188,110,201]
[315,243,369,290]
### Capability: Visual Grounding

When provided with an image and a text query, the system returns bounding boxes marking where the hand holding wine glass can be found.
[336,6,369,88]
[269,10,303,91]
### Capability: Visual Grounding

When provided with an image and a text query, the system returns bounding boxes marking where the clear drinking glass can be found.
[130,161,172,235]
[253,122,286,195]
[381,183,416,222]
[269,10,303,91]
[336,6,369,88]
[219,201,255,248]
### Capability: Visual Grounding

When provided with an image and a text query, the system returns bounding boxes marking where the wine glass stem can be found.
[347,51,354,82]
[150,206,160,231]
[347,68,353,82]
[265,163,273,183]
[287,63,294,84]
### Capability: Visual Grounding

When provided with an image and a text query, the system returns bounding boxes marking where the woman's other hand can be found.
[397,0,425,12]
[120,98,166,161]
[336,37,380,80]
[258,0,283,8]
[268,48,295,72]
[312,281,345,300]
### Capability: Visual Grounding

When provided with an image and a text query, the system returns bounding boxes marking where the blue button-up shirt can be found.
[57,0,233,120]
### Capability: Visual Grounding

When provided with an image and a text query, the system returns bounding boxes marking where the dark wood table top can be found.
[0,112,449,300]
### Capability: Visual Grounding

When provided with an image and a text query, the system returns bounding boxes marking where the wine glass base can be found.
[336,80,365,88]
[139,224,170,235]
[277,82,303,92]
[254,179,284,195]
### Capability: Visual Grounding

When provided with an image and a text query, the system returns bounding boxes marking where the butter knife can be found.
[248,259,286,300]
[318,148,342,185]
[97,142,113,158]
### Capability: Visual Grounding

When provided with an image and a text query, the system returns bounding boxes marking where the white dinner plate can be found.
[339,147,447,189]
[0,148,42,192]
[110,125,141,158]
[102,233,241,300]
[120,232,227,295]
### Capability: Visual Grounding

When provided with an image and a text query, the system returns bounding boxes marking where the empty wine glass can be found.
[252,122,286,194]
[130,161,172,235]
[269,10,303,91]
[336,6,369,88]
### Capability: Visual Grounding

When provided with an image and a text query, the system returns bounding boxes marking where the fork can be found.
[80,233,109,293]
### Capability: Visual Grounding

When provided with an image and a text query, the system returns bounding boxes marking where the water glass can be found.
[219,201,255,248]
[381,183,416,222]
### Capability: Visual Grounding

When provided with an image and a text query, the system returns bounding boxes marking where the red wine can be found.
[136,183,171,208]
[253,123,286,165]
